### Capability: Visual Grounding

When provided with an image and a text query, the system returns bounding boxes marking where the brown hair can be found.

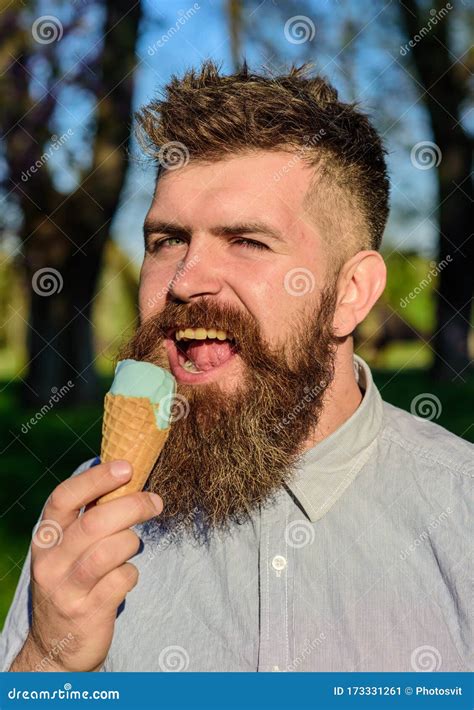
[135,60,389,264]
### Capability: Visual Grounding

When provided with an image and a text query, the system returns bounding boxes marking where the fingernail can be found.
[132,538,145,558]
[148,493,163,513]
[110,460,132,478]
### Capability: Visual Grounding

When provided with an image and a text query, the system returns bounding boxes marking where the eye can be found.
[147,236,186,253]
[231,238,269,251]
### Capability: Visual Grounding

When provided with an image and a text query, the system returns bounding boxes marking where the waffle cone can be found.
[97,393,170,504]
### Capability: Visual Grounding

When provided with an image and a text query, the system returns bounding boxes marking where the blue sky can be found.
[111,0,445,264]
[20,0,470,265]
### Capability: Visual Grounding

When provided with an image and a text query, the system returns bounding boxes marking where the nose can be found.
[168,245,222,302]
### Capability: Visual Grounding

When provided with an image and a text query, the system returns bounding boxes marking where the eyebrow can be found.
[143,219,286,247]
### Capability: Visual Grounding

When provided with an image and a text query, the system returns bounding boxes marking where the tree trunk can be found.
[15,0,142,405]
[399,0,473,379]
[434,135,473,379]
[24,246,104,406]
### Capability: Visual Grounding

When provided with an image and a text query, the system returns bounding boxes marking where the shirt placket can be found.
[257,490,293,672]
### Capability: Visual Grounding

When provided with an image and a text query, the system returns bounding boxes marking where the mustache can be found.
[126,297,286,372]
[152,298,255,340]
[120,288,340,383]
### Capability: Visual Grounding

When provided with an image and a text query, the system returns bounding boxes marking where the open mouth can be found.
[165,327,239,383]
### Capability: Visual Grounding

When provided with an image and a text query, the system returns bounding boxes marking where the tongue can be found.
[185,340,234,371]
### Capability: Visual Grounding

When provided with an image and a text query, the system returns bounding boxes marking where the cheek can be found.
[138,258,171,318]
[235,264,313,343]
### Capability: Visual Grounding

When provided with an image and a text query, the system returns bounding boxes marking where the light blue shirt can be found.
[2,357,472,671]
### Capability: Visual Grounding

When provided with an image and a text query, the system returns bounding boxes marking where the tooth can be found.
[176,327,230,341]
[183,359,201,373]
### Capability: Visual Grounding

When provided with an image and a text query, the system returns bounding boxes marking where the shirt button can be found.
[272,555,287,571]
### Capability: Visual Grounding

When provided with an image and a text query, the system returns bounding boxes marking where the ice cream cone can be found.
[97,392,170,504]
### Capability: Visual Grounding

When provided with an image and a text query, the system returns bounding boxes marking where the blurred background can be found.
[0,0,472,625]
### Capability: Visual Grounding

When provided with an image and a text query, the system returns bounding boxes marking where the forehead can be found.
[149,150,316,231]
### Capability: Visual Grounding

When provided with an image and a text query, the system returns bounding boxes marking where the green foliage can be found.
[383,251,437,332]
[0,376,109,629]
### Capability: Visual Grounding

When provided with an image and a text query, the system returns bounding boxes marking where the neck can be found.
[302,344,362,452]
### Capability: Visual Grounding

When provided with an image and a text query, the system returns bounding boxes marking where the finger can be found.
[63,491,162,558]
[86,563,139,616]
[41,461,133,531]
[69,530,141,594]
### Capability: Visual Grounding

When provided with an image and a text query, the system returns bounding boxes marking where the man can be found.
[2,61,472,672]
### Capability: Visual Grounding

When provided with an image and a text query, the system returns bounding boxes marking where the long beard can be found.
[118,287,339,544]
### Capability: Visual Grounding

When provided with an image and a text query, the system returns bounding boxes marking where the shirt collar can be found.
[286,355,383,522]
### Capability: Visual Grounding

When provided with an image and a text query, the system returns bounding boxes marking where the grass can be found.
[1,368,472,627]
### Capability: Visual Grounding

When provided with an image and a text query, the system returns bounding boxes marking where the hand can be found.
[10,460,162,672]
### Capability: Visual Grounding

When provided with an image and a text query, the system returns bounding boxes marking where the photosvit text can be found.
[333,686,463,696]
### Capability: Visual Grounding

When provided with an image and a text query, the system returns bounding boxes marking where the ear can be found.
[332,251,386,337]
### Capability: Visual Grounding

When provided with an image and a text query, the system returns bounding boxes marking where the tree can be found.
[399,0,473,378]
[0,0,142,404]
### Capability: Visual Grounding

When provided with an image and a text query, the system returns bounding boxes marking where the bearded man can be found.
[3,62,472,673]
